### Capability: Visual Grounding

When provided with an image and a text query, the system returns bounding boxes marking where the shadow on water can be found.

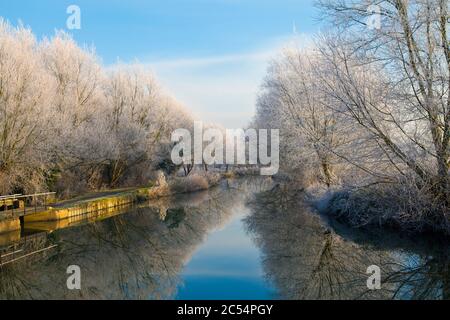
[0,178,448,300]
[243,184,450,300]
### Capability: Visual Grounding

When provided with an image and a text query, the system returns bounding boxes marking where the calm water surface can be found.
[176,205,275,300]
[0,178,448,299]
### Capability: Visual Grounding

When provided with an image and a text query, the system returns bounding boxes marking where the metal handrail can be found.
[0,194,22,200]
[0,192,57,216]
[0,192,56,200]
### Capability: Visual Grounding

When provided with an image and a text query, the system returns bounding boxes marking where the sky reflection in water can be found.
[177,206,276,299]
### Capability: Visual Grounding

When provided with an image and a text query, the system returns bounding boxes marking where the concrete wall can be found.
[0,218,21,235]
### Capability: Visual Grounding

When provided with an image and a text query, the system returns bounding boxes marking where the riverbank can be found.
[306,183,450,238]
[269,173,450,238]
[0,170,234,234]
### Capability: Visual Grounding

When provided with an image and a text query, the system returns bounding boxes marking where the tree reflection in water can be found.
[0,178,447,300]
[244,185,449,300]
[0,177,273,299]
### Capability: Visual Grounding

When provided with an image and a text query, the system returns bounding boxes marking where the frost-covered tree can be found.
[317,0,450,201]
[0,20,51,193]
[254,47,357,186]
[0,20,193,196]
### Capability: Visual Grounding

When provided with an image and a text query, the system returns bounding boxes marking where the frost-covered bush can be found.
[325,180,450,236]
[168,172,221,195]
[169,174,209,194]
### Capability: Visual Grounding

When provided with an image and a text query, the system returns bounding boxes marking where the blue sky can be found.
[0,0,321,127]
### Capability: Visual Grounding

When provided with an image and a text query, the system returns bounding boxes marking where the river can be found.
[0,177,448,299]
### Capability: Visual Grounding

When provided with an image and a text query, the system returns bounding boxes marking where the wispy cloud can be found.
[145,34,311,128]
[149,51,275,70]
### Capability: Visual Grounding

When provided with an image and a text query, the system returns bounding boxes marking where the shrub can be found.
[169,174,209,194]
[324,180,450,236]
